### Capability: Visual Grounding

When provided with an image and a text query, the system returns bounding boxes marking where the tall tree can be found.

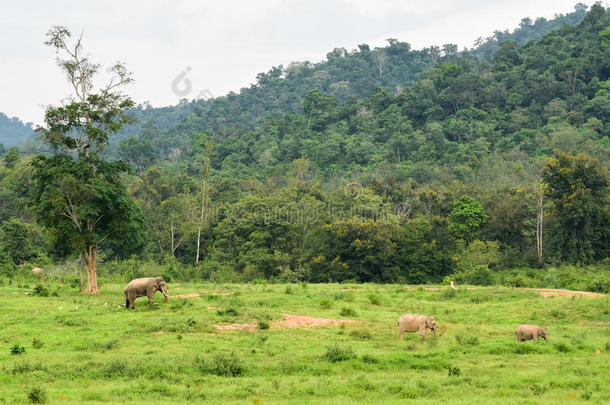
[542,150,610,263]
[34,26,139,294]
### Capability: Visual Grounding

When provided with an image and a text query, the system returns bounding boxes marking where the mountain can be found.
[0,113,34,149]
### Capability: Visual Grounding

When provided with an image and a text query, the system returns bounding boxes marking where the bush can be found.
[31,338,44,349]
[530,384,547,396]
[217,307,239,317]
[367,293,381,305]
[258,320,270,330]
[339,307,357,317]
[554,342,571,353]
[27,387,47,404]
[324,344,357,362]
[361,354,379,364]
[447,365,461,377]
[32,284,49,297]
[319,299,332,309]
[195,352,244,377]
[349,328,372,340]
[10,344,25,355]
[455,335,480,346]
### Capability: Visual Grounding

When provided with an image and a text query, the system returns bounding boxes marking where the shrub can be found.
[554,342,571,353]
[195,352,244,377]
[447,365,461,377]
[187,317,197,327]
[258,320,270,330]
[217,307,239,317]
[349,328,372,340]
[319,299,332,309]
[27,387,47,404]
[324,344,357,362]
[361,355,379,364]
[32,284,49,297]
[530,384,547,396]
[339,307,357,317]
[439,288,457,300]
[31,338,44,349]
[367,293,381,305]
[455,335,480,346]
[284,286,293,294]
[10,344,25,355]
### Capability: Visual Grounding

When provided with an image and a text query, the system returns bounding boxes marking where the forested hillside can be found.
[0,4,608,291]
[107,3,590,161]
[0,113,34,149]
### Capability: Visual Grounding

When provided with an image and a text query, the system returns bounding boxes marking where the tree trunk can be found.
[536,191,544,266]
[85,244,99,294]
[79,253,85,293]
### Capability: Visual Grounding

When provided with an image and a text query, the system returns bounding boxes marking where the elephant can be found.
[124,277,168,310]
[515,324,548,343]
[398,314,437,341]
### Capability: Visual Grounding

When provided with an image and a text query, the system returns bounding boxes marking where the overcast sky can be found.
[0,0,600,124]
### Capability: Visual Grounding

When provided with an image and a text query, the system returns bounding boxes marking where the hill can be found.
[0,113,34,150]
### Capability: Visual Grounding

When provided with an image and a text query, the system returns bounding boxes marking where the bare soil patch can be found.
[214,313,361,333]
[533,288,605,298]
[170,293,201,299]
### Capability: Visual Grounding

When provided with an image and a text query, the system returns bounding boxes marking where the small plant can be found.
[284,286,293,294]
[324,344,357,363]
[447,365,461,377]
[10,344,25,355]
[27,387,47,404]
[31,338,44,349]
[195,352,244,377]
[581,391,592,401]
[349,328,372,340]
[339,306,357,317]
[361,354,379,364]
[530,384,547,396]
[177,334,183,340]
[320,299,332,309]
[554,342,571,353]
[217,307,239,317]
[604,342,610,352]
[439,288,457,300]
[258,320,270,330]
[367,293,381,305]
[187,316,197,327]
[455,335,480,346]
[32,284,49,297]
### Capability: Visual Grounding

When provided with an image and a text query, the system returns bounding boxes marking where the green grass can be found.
[0,282,608,404]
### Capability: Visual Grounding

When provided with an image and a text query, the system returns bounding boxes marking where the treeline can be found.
[0,5,609,291]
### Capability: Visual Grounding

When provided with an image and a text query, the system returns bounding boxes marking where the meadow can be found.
[0,281,608,404]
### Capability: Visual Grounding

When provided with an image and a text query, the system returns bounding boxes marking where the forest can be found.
[0,3,609,292]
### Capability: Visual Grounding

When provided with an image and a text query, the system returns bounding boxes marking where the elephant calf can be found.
[515,324,548,343]
[124,277,168,310]
[398,314,437,341]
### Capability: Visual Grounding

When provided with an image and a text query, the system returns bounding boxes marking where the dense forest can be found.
[0,4,608,292]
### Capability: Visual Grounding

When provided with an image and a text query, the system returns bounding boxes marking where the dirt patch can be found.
[278,313,360,328]
[533,288,605,298]
[170,293,201,299]
[169,291,234,299]
[214,313,361,333]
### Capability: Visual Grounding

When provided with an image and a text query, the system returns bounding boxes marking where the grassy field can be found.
[0,281,608,404]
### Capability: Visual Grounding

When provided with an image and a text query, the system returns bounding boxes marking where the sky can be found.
[0,0,601,125]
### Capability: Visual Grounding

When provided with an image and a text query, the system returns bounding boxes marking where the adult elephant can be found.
[124,277,168,309]
[397,313,437,341]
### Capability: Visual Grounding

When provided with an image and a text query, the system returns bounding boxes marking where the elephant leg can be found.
[129,294,136,309]
[534,334,539,343]
[399,329,403,340]
[419,328,427,341]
